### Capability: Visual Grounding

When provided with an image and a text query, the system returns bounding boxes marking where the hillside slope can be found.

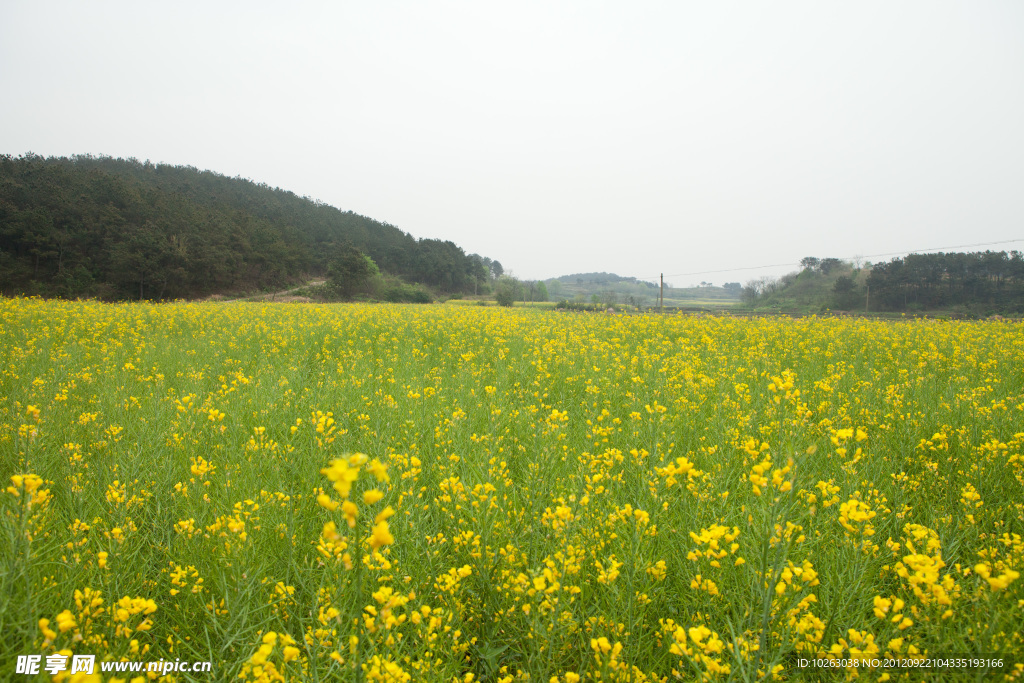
[0,154,497,300]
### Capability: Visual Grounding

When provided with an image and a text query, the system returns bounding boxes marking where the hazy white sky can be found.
[2,1,1022,285]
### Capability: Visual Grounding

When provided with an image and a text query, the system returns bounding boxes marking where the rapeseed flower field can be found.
[1,298,1022,682]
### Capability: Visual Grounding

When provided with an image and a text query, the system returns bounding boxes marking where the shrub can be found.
[494,277,520,307]
[383,282,432,303]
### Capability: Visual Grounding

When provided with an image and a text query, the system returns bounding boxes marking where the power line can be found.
[638,238,1024,282]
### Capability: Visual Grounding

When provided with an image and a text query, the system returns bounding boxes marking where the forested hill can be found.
[0,154,499,300]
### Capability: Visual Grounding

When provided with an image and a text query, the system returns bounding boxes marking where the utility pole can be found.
[865,281,870,313]
[660,273,664,314]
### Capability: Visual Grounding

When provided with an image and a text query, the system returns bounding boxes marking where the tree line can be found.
[866,251,1024,313]
[742,251,1024,314]
[0,154,501,300]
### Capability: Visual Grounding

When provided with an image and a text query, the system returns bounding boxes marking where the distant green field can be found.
[444,299,556,309]
[660,298,740,308]
[447,299,740,311]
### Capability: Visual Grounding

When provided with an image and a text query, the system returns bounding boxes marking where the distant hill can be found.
[550,272,656,286]
[0,154,499,300]
[546,272,741,307]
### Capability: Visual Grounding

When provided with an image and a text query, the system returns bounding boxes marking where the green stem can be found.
[353,511,364,683]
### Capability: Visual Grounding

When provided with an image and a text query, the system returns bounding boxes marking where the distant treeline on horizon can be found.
[867,250,1024,313]
[745,252,1024,315]
[0,154,501,301]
